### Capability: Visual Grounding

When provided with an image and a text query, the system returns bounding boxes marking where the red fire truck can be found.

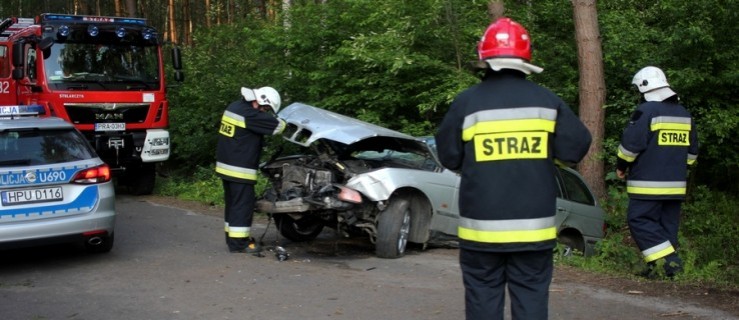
[0,13,182,194]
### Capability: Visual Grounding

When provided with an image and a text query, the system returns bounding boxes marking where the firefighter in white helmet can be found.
[617,66,699,278]
[435,17,591,319]
[215,86,286,253]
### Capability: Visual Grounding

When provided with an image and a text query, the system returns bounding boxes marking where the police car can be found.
[0,105,115,253]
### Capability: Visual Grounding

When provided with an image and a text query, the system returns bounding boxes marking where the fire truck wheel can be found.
[128,163,156,195]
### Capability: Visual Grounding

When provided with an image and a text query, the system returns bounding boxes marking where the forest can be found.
[1,0,737,285]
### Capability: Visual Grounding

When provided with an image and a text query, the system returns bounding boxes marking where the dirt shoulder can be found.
[143,195,739,317]
[554,265,739,317]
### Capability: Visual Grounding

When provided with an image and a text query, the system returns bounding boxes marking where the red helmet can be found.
[477,17,532,61]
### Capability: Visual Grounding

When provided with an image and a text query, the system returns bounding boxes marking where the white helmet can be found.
[240,86,282,113]
[631,66,676,102]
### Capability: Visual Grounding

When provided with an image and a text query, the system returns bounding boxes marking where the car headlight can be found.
[337,186,362,204]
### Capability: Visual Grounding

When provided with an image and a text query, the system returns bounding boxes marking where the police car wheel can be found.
[376,197,411,259]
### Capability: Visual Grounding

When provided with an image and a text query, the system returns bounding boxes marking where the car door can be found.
[555,167,603,240]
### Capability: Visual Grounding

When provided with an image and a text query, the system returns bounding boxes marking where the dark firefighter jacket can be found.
[215,99,286,184]
[435,70,592,252]
[616,97,699,200]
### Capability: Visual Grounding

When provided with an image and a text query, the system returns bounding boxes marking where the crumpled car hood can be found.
[278,102,429,154]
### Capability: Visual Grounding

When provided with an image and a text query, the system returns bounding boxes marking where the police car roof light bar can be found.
[0,105,46,119]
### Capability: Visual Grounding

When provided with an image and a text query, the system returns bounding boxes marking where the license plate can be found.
[1,187,64,206]
[95,123,125,131]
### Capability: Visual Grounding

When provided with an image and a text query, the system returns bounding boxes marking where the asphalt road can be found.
[0,195,736,320]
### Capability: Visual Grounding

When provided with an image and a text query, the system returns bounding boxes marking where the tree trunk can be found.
[572,0,606,200]
[183,0,191,46]
[487,1,505,20]
[114,0,122,16]
[205,0,211,27]
[168,0,177,44]
[125,0,137,17]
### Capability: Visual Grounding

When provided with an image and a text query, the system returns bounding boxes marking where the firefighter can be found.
[216,86,286,253]
[616,66,699,278]
[435,17,592,320]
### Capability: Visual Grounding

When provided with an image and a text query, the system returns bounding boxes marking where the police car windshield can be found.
[0,129,95,166]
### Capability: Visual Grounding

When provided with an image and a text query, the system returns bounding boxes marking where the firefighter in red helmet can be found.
[216,86,286,254]
[435,17,592,319]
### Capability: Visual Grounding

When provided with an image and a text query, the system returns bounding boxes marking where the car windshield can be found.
[0,129,95,166]
[43,42,160,91]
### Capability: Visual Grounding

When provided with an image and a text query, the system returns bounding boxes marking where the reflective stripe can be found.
[650,116,691,132]
[273,119,287,135]
[687,153,697,165]
[227,226,251,238]
[458,216,556,243]
[617,144,638,162]
[642,240,675,262]
[461,107,557,141]
[222,110,246,128]
[626,180,686,195]
[215,162,258,181]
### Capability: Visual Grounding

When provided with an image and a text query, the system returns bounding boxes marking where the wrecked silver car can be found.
[257,103,605,259]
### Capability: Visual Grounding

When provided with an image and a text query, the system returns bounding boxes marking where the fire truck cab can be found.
[0,13,182,194]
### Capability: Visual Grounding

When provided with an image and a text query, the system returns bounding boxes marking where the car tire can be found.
[85,233,114,254]
[376,197,411,259]
[557,234,585,257]
[273,214,324,242]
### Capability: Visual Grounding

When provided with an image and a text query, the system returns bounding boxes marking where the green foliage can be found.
[680,186,739,284]
[156,165,272,208]
[156,166,224,206]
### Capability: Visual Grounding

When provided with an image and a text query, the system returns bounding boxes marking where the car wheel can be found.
[85,233,114,254]
[273,214,324,242]
[557,234,584,257]
[376,197,411,259]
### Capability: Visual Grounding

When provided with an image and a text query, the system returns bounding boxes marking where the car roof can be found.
[278,102,423,147]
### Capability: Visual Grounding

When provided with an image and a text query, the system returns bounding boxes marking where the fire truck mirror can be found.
[39,37,54,59]
[174,70,184,82]
[12,67,24,80]
[171,47,182,70]
[12,42,23,67]
[39,37,54,51]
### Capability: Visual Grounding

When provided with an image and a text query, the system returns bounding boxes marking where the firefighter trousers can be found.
[222,180,256,252]
[460,247,553,320]
[627,199,683,275]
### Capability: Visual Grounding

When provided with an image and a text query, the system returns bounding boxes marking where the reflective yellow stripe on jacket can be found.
[215,161,258,181]
[458,216,557,243]
[650,116,691,131]
[626,180,686,196]
[617,144,639,163]
[461,107,557,141]
[687,153,697,165]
